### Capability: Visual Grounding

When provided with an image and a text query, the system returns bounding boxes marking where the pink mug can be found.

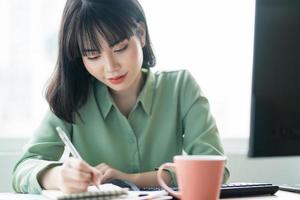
[157,155,226,200]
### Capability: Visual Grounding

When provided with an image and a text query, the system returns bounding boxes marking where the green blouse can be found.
[12,69,229,194]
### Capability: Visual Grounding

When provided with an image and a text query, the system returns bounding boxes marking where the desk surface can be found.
[0,190,299,200]
[225,190,300,199]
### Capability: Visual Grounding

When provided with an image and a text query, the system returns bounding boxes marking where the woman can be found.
[12,0,229,194]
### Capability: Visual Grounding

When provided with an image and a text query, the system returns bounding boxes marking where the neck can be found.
[109,71,145,117]
[111,71,144,99]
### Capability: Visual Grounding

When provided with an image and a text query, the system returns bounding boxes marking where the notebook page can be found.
[42,183,128,200]
[88,183,126,191]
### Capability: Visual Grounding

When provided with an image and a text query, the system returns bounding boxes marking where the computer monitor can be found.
[248,0,300,157]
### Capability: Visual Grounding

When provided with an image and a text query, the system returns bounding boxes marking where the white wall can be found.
[0,152,20,192]
[223,138,300,185]
[0,138,26,192]
[1,138,300,192]
[227,154,300,185]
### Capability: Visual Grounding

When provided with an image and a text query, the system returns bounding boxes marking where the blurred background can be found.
[0,0,255,139]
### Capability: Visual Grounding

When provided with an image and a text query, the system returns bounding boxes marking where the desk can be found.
[225,190,300,199]
[0,191,299,200]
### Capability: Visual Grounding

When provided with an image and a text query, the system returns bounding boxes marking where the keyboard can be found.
[140,182,279,198]
[220,183,279,198]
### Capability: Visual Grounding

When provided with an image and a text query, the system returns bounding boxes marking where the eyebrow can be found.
[110,37,129,47]
[83,49,100,54]
[82,37,129,55]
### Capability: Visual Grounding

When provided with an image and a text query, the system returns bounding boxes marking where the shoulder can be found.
[153,69,196,85]
[151,69,207,116]
[153,69,202,93]
[153,69,191,79]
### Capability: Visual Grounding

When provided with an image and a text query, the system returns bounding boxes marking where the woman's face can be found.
[82,31,145,94]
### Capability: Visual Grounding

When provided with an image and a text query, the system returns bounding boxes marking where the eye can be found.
[86,55,101,60]
[114,44,128,53]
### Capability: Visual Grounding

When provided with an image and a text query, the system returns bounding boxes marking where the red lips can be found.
[108,73,127,84]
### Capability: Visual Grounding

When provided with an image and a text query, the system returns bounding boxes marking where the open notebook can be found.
[42,183,171,200]
[42,183,128,200]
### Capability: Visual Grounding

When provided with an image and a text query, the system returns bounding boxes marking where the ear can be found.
[136,22,146,48]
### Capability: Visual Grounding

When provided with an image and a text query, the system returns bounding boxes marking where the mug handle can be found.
[157,163,181,199]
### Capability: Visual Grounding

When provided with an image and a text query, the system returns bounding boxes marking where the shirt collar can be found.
[94,68,155,119]
[94,81,114,119]
[137,68,155,116]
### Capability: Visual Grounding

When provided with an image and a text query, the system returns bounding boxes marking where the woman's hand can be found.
[47,157,102,193]
[95,163,126,183]
[58,157,102,193]
[94,163,171,188]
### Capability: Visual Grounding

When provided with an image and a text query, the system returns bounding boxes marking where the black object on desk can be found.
[220,183,279,198]
[109,180,279,198]
[279,185,300,193]
[136,182,279,198]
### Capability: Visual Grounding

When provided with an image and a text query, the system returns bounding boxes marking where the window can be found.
[0,0,255,138]
[0,0,65,138]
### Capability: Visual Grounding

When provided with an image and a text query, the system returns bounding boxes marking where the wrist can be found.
[120,172,139,183]
[39,166,62,190]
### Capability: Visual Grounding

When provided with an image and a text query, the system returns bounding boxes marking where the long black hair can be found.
[46,0,155,123]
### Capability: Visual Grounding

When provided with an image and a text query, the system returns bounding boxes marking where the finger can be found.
[96,163,111,176]
[61,161,96,188]
[101,169,114,183]
[95,164,111,183]
[66,158,103,186]
[96,163,109,171]
[96,163,107,168]
[63,168,93,182]
[67,157,96,174]
[91,168,102,185]
[62,180,90,193]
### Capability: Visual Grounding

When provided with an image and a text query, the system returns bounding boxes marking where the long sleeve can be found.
[12,69,230,193]
[180,71,230,183]
[12,111,72,194]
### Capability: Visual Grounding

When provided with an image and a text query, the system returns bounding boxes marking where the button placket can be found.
[121,116,141,172]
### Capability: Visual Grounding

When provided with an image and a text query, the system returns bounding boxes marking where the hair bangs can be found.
[77,6,137,57]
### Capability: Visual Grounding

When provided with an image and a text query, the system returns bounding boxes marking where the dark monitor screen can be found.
[248,0,300,157]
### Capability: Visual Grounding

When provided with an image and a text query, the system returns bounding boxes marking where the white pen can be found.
[56,126,100,190]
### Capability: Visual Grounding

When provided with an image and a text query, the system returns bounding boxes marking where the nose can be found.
[103,52,120,73]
